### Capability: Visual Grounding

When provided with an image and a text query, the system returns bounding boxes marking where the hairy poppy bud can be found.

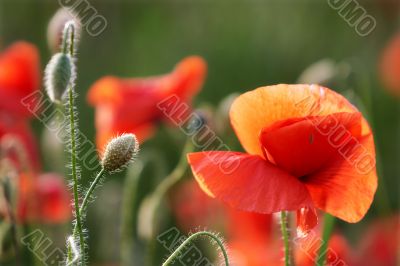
[101,134,139,173]
[44,53,74,103]
[47,8,80,53]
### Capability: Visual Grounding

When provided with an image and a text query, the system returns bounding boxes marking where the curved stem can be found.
[280,211,292,266]
[162,231,229,266]
[145,140,193,266]
[67,169,105,264]
[69,168,106,239]
[316,214,335,266]
[156,140,192,196]
[80,168,105,214]
[150,140,193,225]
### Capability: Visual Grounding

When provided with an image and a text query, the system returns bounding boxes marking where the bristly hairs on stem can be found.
[280,211,294,266]
[162,230,230,266]
[66,235,80,266]
[57,20,86,266]
[68,134,139,264]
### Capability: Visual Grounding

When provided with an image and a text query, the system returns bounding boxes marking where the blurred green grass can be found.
[1,0,399,264]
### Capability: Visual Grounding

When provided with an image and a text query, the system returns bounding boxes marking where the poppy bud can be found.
[47,8,80,53]
[44,53,75,103]
[101,134,139,173]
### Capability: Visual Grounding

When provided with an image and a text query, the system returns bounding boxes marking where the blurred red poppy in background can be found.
[0,42,42,170]
[380,32,400,97]
[171,181,360,265]
[170,179,225,232]
[16,172,71,223]
[0,42,71,224]
[88,56,207,151]
[188,84,377,234]
[354,215,399,266]
[0,42,41,117]
[295,231,354,266]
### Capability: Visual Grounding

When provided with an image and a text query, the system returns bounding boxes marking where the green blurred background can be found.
[0,0,399,265]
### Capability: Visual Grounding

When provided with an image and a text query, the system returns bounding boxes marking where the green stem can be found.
[62,22,84,266]
[68,168,106,264]
[150,140,192,227]
[145,140,193,266]
[72,168,105,237]
[162,231,229,266]
[316,214,335,266]
[280,211,292,266]
[68,86,85,265]
[79,168,105,215]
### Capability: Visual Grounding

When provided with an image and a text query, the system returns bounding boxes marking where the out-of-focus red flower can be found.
[171,179,282,265]
[17,172,71,224]
[355,215,400,266]
[88,56,207,151]
[188,84,377,233]
[0,41,41,170]
[0,42,41,117]
[0,120,39,171]
[295,232,354,266]
[0,42,70,224]
[170,179,225,232]
[227,210,283,266]
[380,33,400,97]
[172,180,354,266]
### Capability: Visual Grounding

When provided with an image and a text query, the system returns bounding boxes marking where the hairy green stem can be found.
[316,214,335,266]
[67,169,106,264]
[68,86,85,265]
[63,23,85,265]
[280,211,292,266]
[80,168,105,214]
[162,231,229,266]
[69,168,106,240]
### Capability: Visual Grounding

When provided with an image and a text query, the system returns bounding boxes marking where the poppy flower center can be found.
[259,112,363,178]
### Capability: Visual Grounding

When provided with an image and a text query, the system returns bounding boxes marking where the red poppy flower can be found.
[355,215,399,266]
[88,56,207,150]
[171,180,281,265]
[16,172,71,224]
[0,42,70,224]
[188,84,377,232]
[380,33,400,97]
[0,41,41,170]
[0,42,41,117]
[0,120,40,171]
[227,210,283,266]
[170,179,225,232]
[295,232,354,266]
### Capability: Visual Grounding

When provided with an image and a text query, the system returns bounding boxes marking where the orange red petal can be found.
[304,133,377,223]
[230,84,367,157]
[187,151,312,214]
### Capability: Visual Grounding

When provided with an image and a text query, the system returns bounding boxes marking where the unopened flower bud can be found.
[101,134,139,173]
[47,8,80,53]
[44,53,74,103]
